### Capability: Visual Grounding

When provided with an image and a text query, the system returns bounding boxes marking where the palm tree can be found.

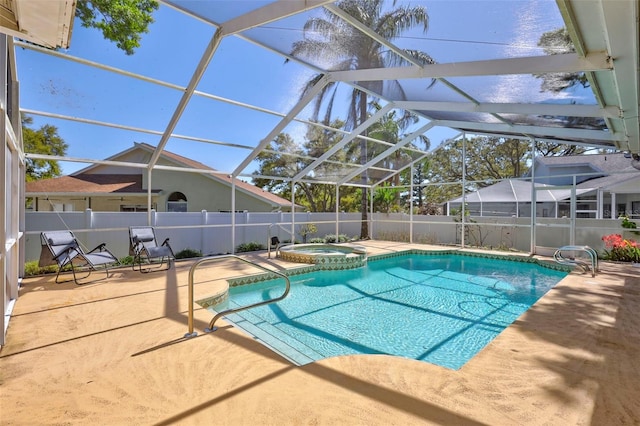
[368,104,430,210]
[290,0,435,238]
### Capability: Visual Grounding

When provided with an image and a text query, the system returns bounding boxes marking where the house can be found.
[26,142,299,213]
[446,153,640,219]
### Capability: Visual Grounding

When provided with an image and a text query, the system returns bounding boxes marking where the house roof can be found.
[532,152,635,175]
[26,174,151,195]
[449,153,640,204]
[29,142,294,208]
[131,143,293,208]
[448,179,592,204]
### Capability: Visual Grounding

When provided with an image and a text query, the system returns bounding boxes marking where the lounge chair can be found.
[129,226,175,272]
[39,230,120,285]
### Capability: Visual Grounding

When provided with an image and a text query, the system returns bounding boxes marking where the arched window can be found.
[167,191,187,212]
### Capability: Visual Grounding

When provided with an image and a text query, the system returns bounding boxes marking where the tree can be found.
[424,136,601,205]
[368,103,430,212]
[75,0,159,55]
[425,136,531,203]
[22,116,68,182]
[289,0,435,238]
[253,120,361,212]
[536,28,588,93]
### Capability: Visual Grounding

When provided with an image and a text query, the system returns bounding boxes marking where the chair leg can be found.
[135,256,172,273]
[55,263,92,285]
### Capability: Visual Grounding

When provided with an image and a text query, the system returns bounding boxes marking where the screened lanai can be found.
[2,0,640,343]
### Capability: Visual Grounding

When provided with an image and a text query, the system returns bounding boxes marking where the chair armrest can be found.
[161,238,175,257]
[88,243,120,265]
[87,242,108,253]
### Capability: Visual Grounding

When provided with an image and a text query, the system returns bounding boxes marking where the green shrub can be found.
[175,248,203,259]
[24,260,62,276]
[308,237,325,244]
[119,255,134,265]
[323,234,348,243]
[236,242,265,253]
[620,215,638,229]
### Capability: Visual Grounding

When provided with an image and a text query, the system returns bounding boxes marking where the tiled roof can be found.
[26,174,151,194]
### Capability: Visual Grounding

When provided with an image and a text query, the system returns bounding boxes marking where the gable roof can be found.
[130,143,294,208]
[29,142,294,208]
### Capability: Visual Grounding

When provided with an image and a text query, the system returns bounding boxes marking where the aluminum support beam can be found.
[148,29,223,168]
[599,0,639,154]
[233,74,332,176]
[330,52,612,82]
[292,103,394,181]
[221,0,334,36]
[337,122,435,185]
[394,101,620,119]
[435,119,623,143]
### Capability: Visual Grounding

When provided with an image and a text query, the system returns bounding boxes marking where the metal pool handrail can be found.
[267,223,294,258]
[553,245,598,277]
[185,254,291,337]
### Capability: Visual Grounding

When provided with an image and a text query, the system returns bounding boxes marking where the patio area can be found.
[1,241,639,425]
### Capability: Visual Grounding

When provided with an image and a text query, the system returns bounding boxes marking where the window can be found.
[120,205,154,212]
[167,192,187,212]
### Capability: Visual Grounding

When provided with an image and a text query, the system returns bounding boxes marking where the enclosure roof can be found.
[8,0,640,188]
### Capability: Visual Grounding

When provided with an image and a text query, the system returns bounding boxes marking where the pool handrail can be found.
[184,254,290,338]
[553,245,598,277]
[267,223,294,258]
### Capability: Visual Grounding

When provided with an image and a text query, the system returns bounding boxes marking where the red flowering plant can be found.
[601,234,640,262]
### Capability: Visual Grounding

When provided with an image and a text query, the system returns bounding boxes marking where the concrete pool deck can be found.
[1,240,639,425]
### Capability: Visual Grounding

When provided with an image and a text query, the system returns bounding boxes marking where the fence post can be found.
[201,210,207,255]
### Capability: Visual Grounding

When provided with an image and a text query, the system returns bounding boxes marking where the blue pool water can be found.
[214,253,567,370]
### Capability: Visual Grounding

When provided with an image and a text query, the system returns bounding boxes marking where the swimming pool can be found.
[209,252,568,370]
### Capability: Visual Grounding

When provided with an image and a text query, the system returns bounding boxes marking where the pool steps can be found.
[185,255,290,338]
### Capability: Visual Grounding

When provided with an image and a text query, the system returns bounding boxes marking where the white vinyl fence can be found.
[24,210,629,263]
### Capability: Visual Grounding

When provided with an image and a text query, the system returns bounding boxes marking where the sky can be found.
[15,0,579,179]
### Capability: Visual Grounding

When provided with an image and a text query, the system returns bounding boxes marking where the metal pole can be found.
[291,182,296,244]
[461,134,466,248]
[570,175,576,246]
[335,184,340,238]
[409,163,414,243]
[231,177,236,254]
[530,138,536,254]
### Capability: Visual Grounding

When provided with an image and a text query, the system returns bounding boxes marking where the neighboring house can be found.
[446,153,640,219]
[26,142,300,212]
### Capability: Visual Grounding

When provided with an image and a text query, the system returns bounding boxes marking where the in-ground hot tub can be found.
[278,243,367,270]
